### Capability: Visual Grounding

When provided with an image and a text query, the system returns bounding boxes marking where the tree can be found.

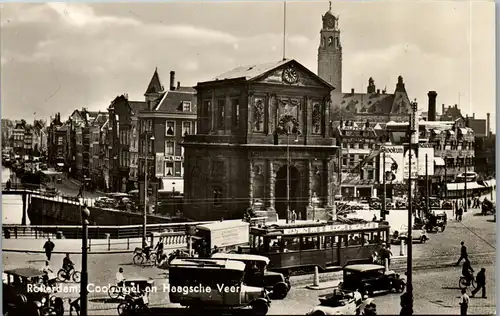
[330,105,355,121]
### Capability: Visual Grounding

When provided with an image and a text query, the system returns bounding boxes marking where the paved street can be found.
[3,206,495,315]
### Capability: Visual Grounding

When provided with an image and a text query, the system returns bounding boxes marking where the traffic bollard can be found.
[400,238,405,256]
[313,266,319,286]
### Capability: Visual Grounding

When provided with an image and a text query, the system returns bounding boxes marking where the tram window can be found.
[302,236,318,250]
[268,237,282,252]
[324,235,337,248]
[283,237,300,251]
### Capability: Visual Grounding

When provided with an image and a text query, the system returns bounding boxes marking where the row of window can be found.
[201,99,240,131]
[165,121,194,136]
[341,142,376,150]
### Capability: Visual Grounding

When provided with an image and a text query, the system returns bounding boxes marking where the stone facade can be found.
[183,59,340,221]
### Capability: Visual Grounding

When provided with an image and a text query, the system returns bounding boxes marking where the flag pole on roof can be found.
[282,0,287,61]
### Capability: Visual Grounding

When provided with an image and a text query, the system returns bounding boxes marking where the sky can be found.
[0,0,496,132]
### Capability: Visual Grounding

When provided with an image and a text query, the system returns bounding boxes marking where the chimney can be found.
[472,113,475,119]
[454,104,458,109]
[170,71,175,91]
[427,91,437,121]
[442,104,445,115]
[487,113,490,136]
[377,89,380,94]
[177,81,180,89]
[351,88,355,94]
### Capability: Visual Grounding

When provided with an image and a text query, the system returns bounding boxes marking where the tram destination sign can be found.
[282,222,379,235]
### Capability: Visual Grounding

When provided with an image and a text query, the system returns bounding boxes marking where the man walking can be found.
[456,241,468,265]
[459,288,469,316]
[43,237,55,261]
[471,268,487,298]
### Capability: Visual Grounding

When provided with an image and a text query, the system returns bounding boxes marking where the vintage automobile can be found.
[169,258,271,315]
[390,224,428,244]
[3,268,65,316]
[306,289,374,316]
[338,264,405,296]
[211,253,291,299]
[481,199,495,215]
[441,201,453,210]
[434,211,448,232]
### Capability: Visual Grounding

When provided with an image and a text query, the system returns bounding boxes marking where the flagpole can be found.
[283,1,286,60]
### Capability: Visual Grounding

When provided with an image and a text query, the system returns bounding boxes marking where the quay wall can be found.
[28,196,172,225]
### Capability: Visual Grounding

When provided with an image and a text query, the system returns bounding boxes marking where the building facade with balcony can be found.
[12,122,26,156]
[183,59,339,221]
[89,112,108,190]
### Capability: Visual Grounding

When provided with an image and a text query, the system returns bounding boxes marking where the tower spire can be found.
[329,0,332,11]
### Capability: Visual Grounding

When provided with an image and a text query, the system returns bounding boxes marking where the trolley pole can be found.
[382,149,387,221]
[464,157,468,213]
[286,131,290,224]
[426,154,429,215]
[444,163,447,198]
[80,205,90,316]
[143,150,148,246]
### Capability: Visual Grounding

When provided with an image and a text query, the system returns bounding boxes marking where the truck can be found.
[194,220,250,253]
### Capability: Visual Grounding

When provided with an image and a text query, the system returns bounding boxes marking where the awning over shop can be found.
[446,182,482,191]
[161,178,184,194]
[434,157,445,166]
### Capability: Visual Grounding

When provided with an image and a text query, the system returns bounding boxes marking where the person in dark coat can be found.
[471,268,487,298]
[456,241,468,265]
[43,238,55,261]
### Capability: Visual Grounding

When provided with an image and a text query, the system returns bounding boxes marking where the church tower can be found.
[317,2,342,92]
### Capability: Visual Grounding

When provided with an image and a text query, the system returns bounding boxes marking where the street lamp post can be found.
[80,204,90,316]
[382,148,387,221]
[172,182,176,213]
[403,100,418,315]
[143,135,155,246]
[274,122,301,224]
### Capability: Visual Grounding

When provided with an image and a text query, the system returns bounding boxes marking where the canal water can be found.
[2,166,28,225]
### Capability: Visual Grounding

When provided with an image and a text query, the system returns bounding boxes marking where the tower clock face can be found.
[327,17,335,28]
[282,65,299,84]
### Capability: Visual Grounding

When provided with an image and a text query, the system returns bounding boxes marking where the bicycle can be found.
[132,248,157,266]
[117,293,150,315]
[57,267,81,283]
[459,274,476,290]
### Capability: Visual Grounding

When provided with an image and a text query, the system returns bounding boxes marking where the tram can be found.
[239,221,390,273]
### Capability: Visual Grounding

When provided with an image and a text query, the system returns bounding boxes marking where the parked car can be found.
[306,289,374,316]
[391,224,428,244]
[441,201,453,210]
[339,264,406,296]
[3,268,65,316]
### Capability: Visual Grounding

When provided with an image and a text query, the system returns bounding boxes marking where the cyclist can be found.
[462,258,474,286]
[142,241,152,260]
[62,253,74,273]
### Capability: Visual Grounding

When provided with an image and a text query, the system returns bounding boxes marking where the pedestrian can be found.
[43,237,55,261]
[459,288,469,316]
[353,288,362,315]
[467,198,471,209]
[372,214,377,222]
[458,206,463,222]
[456,241,468,265]
[42,261,56,286]
[6,179,11,190]
[471,268,487,298]
[291,210,297,223]
[69,297,81,316]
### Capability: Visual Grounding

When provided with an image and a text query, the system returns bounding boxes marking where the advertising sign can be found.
[378,146,405,183]
[417,147,435,176]
[403,149,418,179]
[155,153,164,177]
[283,222,378,235]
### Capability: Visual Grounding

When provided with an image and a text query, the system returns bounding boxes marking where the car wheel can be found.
[56,269,67,282]
[108,285,121,300]
[133,254,143,265]
[311,311,326,316]
[251,299,269,316]
[420,236,426,244]
[273,282,288,300]
[117,302,129,316]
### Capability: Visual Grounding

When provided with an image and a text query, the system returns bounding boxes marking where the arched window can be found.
[335,37,339,48]
[328,37,333,47]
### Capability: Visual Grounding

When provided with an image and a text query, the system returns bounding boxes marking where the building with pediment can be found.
[318,6,413,123]
[182,59,340,221]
